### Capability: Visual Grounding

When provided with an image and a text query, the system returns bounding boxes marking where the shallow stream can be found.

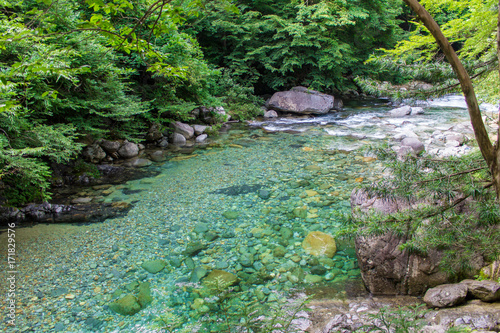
[0,96,490,332]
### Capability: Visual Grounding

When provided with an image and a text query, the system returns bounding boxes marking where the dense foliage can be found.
[358,0,499,103]
[2,0,496,209]
[0,0,254,205]
[191,0,404,94]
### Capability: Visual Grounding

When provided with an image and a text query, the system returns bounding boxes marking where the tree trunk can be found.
[402,0,500,197]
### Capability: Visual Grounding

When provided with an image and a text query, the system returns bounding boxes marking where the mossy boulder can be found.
[293,206,308,219]
[109,294,141,316]
[273,245,287,258]
[183,241,208,256]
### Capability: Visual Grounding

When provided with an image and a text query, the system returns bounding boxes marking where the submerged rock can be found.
[302,231,337,258]
[109,295,141,316]
[137,282,152,308]
[141,259,166,274]
[125,158,152,168]
[149,150,166,162]
[183,241,207,256]
[203,270,238,289]
[222,211,240,219]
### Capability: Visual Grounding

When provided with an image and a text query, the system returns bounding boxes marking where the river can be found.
[0,95,493,332]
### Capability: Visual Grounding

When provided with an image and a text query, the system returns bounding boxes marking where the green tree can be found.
[357,0,500,197]
[0,0,224,205]
[396,0,500,198]
[359,0,498,102]
[191,0,404,94]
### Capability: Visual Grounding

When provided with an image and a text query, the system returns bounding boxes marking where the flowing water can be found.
[0,96,492,332]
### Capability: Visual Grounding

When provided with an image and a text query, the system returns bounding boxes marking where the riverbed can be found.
[0,96,492,332]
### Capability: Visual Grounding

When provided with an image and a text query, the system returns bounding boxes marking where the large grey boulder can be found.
[118,141,139,159]
[99,140,121,154]
[423,283,468,308]
[401,137,425,155]
[265,86,335,115]
[171,121,194,139]
[351,189,449,295]
[461,279,500,302]
[82,144,106,163]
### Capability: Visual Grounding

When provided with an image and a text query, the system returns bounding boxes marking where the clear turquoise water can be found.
[1,97,478,332]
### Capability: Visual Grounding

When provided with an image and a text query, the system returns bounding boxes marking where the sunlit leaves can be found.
[366,0,499,103]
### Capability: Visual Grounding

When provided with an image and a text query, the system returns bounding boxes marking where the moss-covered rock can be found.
[137,282,152,308]
[273,245,287,258]
[293,206,308,219]
[222,211,240,219]
[183,241,207,257]
[109,294,141,316]
[141,259,167,274]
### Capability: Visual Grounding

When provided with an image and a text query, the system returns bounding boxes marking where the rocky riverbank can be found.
[306,295,500,332]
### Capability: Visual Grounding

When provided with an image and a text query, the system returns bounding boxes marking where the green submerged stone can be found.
[141,259,167,274]
[222,211,240,219]
[109,294,141,316]
[304,274,323,283]
[137,282,152,308]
